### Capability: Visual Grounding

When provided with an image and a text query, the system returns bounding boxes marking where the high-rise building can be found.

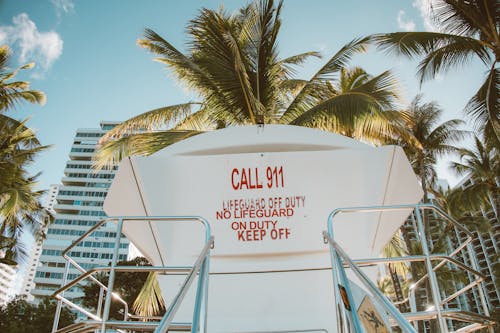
[19,184,60,302]
[31,121,129,302]
[0,253,16,305]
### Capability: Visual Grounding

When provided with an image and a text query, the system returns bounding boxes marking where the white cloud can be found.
[0,13,63,76]
[412,0,440,32]
[51,0,75,18]
[397,10,416,31]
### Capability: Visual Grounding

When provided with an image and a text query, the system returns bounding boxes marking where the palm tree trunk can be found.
[388,263,408,312]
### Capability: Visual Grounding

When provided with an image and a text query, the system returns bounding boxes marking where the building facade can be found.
[0,254,16,305]
[18,184,60,302]
[31,121,129,302]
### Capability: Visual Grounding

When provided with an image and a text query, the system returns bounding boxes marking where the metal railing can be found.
[51,216,213,333]
[51,205,497,332]
[324,203,496,333]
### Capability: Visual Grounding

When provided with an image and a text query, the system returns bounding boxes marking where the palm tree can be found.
[397,95,467,202]
[289,66,405,145]
[382,233,410,312]
[370,0,500,146]
[99,0,405,314]
[0,45,50,265]
[450,136,500,222]
[0,45,45,113]
[449,138,500,304]
[0,117,52,265]
[431,182,491,234]
[390,96,466,330]
[95,0,402,168]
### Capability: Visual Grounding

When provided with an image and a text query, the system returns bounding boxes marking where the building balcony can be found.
[57,195,106,203]
[70,143,97,149]
[54,203,103,212]
[55,213,102,222]
[61,177,113,188]
[68,152,94,160]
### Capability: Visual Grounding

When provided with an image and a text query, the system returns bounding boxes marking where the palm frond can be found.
[370,1,498,144]
[0,45,46,113]
[448,134,499,222]
[451,181,491,211]
[312,37,370,81]
[373,32,491,66]
[0,83,46,113]
[339,67,370,92]
[139,28,225,105]
[451,135,498,177]
[0,45,9,70]
[93,130,203,170]
[290,70,399,127]
[426,119,469,154]
[464,65,500,142]
[278,79,308,95]
[431,0,498,41]
[187,7,273,123]
[99,103,198,143]
[280,37,370,122]
[0,115,42,146]
[132,272,165,317]
[279,51,322,66]
[172,108,215,131]
[383,232,409,276]
[418,37,490,83]
[352,110,406,145]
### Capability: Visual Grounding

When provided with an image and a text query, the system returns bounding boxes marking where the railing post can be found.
[155,237,213,333]
[96,286,104,317]
[200,255,210,333]
[192,218,212,333]
[334,250,364,332]
[328,247,348,332]
[191,255,210,333]
[100,218,124,333]
[465,242,494,333]
[414,205,448,332]
[326,215,350,333]
[52,261,70,333]
[409,288,418,331]
[326,213,365,333]
[332,257,347,332]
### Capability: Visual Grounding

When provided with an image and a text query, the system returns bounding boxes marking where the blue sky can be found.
[0,0,485,189]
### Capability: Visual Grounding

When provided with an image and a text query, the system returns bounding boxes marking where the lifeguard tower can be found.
[51,125,496,332]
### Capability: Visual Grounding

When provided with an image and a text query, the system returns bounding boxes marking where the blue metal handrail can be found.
[51,215,213,333]
[324,203,493,333]
[323,231,416,332]
[155,236,213,333]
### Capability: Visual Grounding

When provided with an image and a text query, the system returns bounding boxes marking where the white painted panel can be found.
[112,145,421,273]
